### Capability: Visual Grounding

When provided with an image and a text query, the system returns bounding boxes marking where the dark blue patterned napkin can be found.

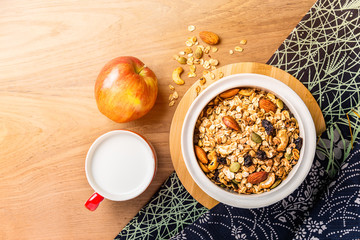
[116,0,360,239]
[294,144,360,239]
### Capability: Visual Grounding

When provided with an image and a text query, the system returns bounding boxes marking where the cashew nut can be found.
[172,67,185,85]
[207,150,217,162]
[207,157,219,171]
[259,172,275,189]
[239,88,254,96]
[272,136,281,145]
[276,129,289,151]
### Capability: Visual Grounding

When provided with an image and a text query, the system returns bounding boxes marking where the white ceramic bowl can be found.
[181,73,316,208]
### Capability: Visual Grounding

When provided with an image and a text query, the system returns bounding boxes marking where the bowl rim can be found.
[181,73,316,208]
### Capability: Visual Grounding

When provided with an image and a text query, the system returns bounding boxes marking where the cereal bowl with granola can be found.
[181,73,316,208]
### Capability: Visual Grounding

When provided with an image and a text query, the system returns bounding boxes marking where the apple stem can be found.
[136,65,146,75]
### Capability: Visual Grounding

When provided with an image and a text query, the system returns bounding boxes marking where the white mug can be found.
[84,130,157,211]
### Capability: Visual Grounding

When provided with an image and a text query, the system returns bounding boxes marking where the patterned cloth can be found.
[268,0,360,126]
[294,145,360,239]
[116,0,360,239]
[115,172,207,240]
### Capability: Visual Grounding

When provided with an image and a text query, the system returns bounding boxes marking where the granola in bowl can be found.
[193,88,303,194]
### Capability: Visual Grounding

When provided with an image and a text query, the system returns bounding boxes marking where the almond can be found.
[259,98,277,113]
[222,116,240,131]
[247,171,269,184]
[194,145,208,164]
[199,162,210,173]
[219,88,240,98]
[199,31,220,45]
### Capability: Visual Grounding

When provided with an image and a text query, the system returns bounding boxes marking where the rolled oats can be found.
[204,46,211,54]
[188,25,196,32]
[193,88,303,194]
[173,91,179,99]
[169,84,175,91]
[235,46,243,52]
[187,72,196,78]
[184,47,193,54]
[203,60,210,69]
[189,65,196,73]
[209,59,219,66]
[185,41,193,47]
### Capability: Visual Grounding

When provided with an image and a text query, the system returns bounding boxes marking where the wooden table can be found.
[0,1,315,239]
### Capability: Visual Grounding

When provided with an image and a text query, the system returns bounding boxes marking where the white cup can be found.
[84,130,157,211]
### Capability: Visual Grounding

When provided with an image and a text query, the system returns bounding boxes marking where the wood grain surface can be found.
[169,62,326,209]
[0,0,316,239]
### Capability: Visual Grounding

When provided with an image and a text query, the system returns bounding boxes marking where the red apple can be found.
[95,56,158,123]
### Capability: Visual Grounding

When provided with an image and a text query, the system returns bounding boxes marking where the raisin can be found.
[244,154,252,167]
[231,181,239,189]
[256,150,267,160]
[213,169,220,180]
[261,119,275,136]
[294,137,303,150]
[217,156,227,164]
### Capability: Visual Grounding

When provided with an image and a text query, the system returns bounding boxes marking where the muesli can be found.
[193,88,303,194]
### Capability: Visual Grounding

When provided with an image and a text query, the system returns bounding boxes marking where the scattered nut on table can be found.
[172,67,185,85]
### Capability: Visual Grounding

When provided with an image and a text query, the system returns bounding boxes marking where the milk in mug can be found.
[86,130,156,201]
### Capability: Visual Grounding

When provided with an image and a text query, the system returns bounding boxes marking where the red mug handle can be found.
[85,192,104,211]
